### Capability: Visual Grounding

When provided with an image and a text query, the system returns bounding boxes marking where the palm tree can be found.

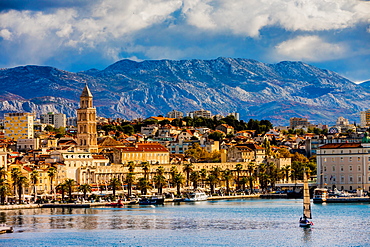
[153,174,166,195]
[125,173,135,197]
[170,165,178,187]
[109,177,122,200]
[173,172,185,196]
[47,167,57,192]
[0,167,6,179]
[183,163,193,187]
[239,177,248,192]
[137,177,151,195]
[207,174,218,195]
[64,179,76,202]
[247,175,255,193]
[127,161,135,173]
[0,179,10,205]
[17,176,28,203]
[280,165,291,183]
[30,170,39,202]
[211,167,221,188]
[78,184,92,200]
[11,167,21,196]
[190,171,200,190]
[199,168,207,188]
[222,169,233,195]
[141,162,150,180]
[234,163,243,190]
[56,182,67,201]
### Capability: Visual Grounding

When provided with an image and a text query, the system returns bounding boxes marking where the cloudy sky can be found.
[0,0,369,82]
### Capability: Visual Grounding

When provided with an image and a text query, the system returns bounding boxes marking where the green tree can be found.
[0,179,10,205]
[199,168,207,188]
[78,184,92,200]
[190,171,200,190]
[109,177,122,199]
[183,163,193,187]
[11,168,21,196]
[207,174,218,195]
[234,163,243,190]
[173,172,185,196]
[125,173,135,197]
[141,162,150,180]
[208,131,225,141]
[137,177,151,195]
[56,182,67,201]
[30,170,39,202]
[222,169,233,195]
[239,177,248,192]
[17,176,28,203]
[47,167,57,193]
[153,166,166,195]
[64,179,76,202]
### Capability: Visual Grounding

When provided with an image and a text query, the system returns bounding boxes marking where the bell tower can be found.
[77,84,98,153]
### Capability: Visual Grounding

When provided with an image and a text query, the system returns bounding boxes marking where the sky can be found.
[0,0,369,82]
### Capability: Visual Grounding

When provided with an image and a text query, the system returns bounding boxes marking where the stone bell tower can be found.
[77,84,98,153]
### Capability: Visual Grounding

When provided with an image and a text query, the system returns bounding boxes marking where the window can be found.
[358,166,361,172]
[349,166,352,171]
[349,176,353,182]
[340,157,343,162]
[332,166,335,172]
[324,166,327,172]
[358,176,362,182]
[349,157,352,162]
[358,157,361,161]
[340,166,344,172]
[341,176,345,183]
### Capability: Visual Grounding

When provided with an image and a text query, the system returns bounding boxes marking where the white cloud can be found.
[182,0,370,36]
[274,35,347,61]
[0,29,12,40]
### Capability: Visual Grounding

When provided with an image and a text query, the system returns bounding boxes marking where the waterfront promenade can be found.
[0,194,261,210]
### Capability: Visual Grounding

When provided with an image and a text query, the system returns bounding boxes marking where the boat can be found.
[313,188,370,203]
[139,195,165,205]
[105,200,125,207]
[184,192,208,202]
[299,172,313,227]
[0,224,13,234]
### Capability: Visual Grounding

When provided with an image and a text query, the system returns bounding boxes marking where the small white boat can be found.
[184,192,208,202]
[299,172,313,228]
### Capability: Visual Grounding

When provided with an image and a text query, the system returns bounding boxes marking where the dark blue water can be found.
[1,199,370,246]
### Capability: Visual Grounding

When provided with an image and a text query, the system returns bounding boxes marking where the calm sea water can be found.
[1,198,370,246]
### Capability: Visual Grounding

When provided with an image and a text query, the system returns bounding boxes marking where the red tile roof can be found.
[319,143,362,149]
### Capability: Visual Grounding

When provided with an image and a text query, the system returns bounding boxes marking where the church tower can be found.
[77,84,98,153]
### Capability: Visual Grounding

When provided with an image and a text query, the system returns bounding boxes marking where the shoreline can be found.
[0,194,261,210]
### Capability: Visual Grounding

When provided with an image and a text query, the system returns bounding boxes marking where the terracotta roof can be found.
[116,143,168,152]
[319,143,362,149]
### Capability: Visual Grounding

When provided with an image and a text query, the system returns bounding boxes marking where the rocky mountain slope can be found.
[0,57,368,125]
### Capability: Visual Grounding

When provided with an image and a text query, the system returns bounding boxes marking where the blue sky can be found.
[0,0,369,82]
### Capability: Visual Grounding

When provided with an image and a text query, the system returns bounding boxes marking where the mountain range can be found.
[0,57,369,126]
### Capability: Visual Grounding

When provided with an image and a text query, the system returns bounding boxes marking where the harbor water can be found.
[1,198,370,246]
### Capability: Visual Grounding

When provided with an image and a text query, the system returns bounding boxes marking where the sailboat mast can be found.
[303,171,312,219]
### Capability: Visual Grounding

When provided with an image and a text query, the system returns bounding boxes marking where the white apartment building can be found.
[188,109,212,119]
[316,142,370,191]
[360,109,370,127]
[166,110,183,119]
[40,112,66,128]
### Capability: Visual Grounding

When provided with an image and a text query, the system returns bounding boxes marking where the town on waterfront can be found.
[1,84,370,209]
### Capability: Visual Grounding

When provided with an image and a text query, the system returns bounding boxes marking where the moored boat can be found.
[313,188,370,203]
[139,195,165,205]
[105,200,125,207]
[184,192,208,202]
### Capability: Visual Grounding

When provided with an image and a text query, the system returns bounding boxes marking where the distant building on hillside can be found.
[360,109,370,127]
[188,109,212,119]
[228,112,240,121]
[40,112,66,128]
[290,117,310,129]
[166,110,183,119]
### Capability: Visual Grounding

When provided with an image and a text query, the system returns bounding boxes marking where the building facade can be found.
[40,112,66,128]
[4,112,34,140]
[360,109,370,127]
[316,143,370,191]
